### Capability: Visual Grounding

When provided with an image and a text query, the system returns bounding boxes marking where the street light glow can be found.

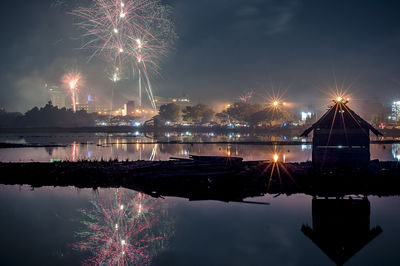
[273,153,279,163]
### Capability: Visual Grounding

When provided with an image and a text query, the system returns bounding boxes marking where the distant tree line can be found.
[0,102,96,128]
[154,102,298,126]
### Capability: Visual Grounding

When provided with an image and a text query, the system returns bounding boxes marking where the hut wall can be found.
[312,127,370,166]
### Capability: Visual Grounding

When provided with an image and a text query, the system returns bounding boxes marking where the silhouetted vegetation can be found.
[183,104,215,123]
[153,102,298,126]
[0,102,96,128]
[215,102,297,125]
[158,103,182,122]
[0,108,22,127]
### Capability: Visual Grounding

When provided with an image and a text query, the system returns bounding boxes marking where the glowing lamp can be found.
[273,154,279,163]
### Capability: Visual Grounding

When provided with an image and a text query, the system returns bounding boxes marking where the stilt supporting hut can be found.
[300,98,382,167]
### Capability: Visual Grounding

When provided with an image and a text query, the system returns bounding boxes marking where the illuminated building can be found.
[76,103,89,112]
[95,105,112,115]
[389,101,400,121]
[123,101,136,116]
[48,85,67,108]
[301,112,312,121]
[76,103,111,114]
[74,93,111,114]
[301,98,382,167]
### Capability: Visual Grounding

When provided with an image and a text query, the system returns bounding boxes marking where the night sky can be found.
[1,0,400,112]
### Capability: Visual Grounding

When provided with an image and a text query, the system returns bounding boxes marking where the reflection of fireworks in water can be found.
[72,141,79,161]
[149,143,158,161]
[71,0,176,110]
[62,71,82,113]
[73,189,172,266]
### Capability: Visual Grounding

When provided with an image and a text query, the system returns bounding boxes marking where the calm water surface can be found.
[0,133,400,265]
[0,133,398,162]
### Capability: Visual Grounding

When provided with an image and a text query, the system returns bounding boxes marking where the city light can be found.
[273,153,279,163]
[301,112,312,121]
[392,101,400,122]
[329,88,351,105]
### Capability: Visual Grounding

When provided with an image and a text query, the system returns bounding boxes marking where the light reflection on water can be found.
[0,143,396,162]
[393,144,400,161]
[0,133,397,162]
[0,143,314,162]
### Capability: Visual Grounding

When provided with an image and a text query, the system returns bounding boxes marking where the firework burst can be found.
[62,71,82,112]
[71,0,176,110]
[73,189,173,266]
[238,90,254,103]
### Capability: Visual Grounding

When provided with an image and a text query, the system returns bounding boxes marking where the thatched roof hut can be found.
[301,99,382,167]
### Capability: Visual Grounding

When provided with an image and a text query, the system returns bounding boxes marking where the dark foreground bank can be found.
[1,156,399,202]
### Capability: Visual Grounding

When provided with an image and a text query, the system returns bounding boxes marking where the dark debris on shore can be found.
[0,156,400,202]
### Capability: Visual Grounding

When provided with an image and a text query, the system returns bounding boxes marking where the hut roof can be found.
[300,101,383,137]
[302,225,382,266]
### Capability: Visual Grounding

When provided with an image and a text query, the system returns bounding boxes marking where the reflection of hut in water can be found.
[302,198,382,266]
[301,99,382,167]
